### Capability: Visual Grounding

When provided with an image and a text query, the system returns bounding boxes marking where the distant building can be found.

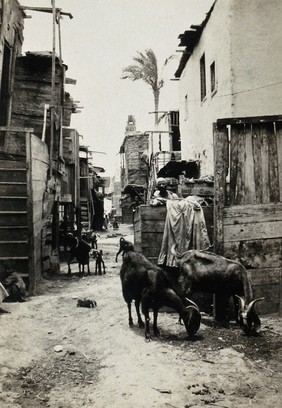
[119,116,148,223]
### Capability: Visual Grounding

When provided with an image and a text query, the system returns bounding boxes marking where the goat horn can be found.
[185,297,200,311]
[235,295,246,310]
[247,298,264,313]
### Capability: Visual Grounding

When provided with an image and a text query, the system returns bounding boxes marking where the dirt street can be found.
[0,224,281,408]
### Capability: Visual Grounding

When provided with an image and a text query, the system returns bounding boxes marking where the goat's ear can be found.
[235,295,245,311]
[246,298,264,313]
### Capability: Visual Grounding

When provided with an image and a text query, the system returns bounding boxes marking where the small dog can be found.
[77,298,97,308]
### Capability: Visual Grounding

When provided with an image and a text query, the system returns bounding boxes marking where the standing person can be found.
[90,232,98,249]
[113,216,119,230]
[103,214,109,230]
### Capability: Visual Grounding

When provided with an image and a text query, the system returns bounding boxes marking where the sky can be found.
[21,0,214,176]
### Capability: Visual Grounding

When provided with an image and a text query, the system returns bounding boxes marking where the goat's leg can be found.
[87,262,90,275]
[67,253,72,274]
[127,301,134,327]
[98,262,102,275]
[152,308,160,337]
[214,294,230,327]
[134,299,145,328]
[233,294,240,324]
[141,289,151,339]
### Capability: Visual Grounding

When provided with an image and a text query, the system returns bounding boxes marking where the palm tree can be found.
[121,49,173,126]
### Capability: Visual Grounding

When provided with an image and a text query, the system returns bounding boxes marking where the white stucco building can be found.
[176,0,282,176]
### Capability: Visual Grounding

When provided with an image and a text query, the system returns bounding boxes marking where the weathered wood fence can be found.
[214,116,282,314]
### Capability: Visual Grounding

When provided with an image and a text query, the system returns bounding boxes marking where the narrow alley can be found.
[0,224,281,408]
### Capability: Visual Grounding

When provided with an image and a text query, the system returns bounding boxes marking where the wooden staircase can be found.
[80,197,90,230]
[0,158,30,286]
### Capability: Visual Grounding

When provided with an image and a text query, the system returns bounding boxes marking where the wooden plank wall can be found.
[230,123,281,205]
[223,204,282,314]
[134,205,167,264]
[215,120,282,314]
[29,135,49,290]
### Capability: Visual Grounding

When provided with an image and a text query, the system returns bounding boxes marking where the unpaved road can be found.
[0,224,282,408]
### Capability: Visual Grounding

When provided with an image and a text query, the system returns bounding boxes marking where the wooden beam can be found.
[65,77,77,85]
[19,6,73,19]
[217,115,282,126]
[0,126,34,132]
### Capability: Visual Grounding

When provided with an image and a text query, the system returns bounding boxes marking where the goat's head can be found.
[182,297,201,338]
[236,295,264,335]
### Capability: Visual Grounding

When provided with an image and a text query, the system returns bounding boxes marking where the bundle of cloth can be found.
[157,196,211,267]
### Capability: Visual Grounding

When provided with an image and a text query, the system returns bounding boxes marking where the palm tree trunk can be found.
[153,89,160,126]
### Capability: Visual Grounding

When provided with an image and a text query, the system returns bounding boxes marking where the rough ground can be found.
[0,224,281,408]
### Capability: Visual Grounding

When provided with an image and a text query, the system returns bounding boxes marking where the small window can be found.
[200,53,206,102]
[210,61,217,95]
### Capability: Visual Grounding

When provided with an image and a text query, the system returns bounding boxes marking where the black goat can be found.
[115,237,134,262]
[66,233,91,276]
[171,245,263,333]
[120,250,201,339]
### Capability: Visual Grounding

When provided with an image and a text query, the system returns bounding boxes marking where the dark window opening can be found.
[210,61,216,94]
[200,53,206,102]
[170,111,181,151]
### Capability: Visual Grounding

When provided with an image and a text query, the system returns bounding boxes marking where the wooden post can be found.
[213,123,228,255]
[26,131,36,294]
[279,268,282,317]
[213,123,229,320]
[49,0,56,177]
[57,10,62,60]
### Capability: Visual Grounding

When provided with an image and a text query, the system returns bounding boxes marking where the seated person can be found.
[151,177,178,206]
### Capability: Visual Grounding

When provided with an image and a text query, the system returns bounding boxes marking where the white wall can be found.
[178,0,282,176]
[231,0,282,117]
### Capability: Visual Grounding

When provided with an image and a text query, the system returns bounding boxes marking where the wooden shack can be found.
[0,50,77,292]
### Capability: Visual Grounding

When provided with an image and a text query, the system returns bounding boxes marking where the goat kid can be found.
[171,244,263,334]
[120,250,201,339]
[95,250,106,275]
